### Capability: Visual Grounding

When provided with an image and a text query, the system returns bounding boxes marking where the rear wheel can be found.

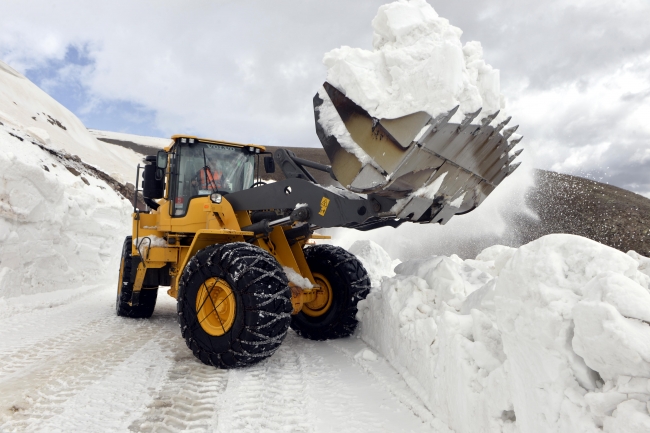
[116,236,158,318]
[177,242,292,369]
[291,244,370,340]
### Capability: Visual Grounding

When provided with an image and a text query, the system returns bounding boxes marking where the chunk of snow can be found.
[413,171,447,200]
[349,240,395,287]
[449,192,466,208]
[324,0,505,123]
[355,348,379,362]
[283,266,313,289]
[133,236,167,249]
[316,87,375,167]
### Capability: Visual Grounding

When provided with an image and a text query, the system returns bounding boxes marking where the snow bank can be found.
[0,60,132,299]
[324,0,504,123]
[353,234,650,433]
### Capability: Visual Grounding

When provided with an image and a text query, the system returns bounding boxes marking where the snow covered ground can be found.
[3,234,649,432]
[0,286,449,433]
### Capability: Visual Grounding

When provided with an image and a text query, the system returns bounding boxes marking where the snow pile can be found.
[324,0,504,123]
[348,240,399,287]
[0,60,133,299]
[354,234,650,433]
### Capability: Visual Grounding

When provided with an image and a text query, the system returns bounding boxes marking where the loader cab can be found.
[167,137,261,216]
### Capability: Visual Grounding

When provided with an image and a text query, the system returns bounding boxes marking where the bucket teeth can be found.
[480,110,500,127]
[506,162,521,176]
[506,149,523,164]
[508,135,523,147]
[313,80,525,223]
[505,137,522,153]
[458,108,482,131]
[503,125,519,140]
[443,105,460,121]
[494,116,512,134]
[432,105,459,130]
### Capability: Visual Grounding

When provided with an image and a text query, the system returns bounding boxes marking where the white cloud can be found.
[1,0,649,194]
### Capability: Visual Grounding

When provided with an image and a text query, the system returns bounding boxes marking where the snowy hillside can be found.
[0,62,143,184]
[0,59,134,299]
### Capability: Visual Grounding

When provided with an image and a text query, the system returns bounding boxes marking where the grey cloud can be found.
[431,0,650,90]
[621,88,650,102]
[0,0,649,196]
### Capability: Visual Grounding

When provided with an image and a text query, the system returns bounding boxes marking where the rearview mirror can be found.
[157,150,168,170]
[264,156,275,174]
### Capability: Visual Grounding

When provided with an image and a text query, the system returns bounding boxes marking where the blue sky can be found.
[24,45,163,137]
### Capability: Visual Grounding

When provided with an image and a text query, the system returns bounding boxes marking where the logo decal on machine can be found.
[319,197,330,216]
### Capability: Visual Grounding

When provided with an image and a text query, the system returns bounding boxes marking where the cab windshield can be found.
[169,142,255,216]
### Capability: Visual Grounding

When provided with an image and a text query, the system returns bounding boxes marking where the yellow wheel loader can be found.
[116,82,523,368]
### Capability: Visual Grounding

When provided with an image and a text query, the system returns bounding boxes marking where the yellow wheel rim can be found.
[302,273,333,317]
[196,278,236,336]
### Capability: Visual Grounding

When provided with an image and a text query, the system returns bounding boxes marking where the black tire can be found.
[290,244,370,340]
[116,236,158,318]
[177,242,292,369]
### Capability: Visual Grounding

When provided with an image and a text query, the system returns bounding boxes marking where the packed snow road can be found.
[0,285,444,433]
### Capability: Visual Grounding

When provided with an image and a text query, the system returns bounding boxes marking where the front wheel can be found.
[290,244,370,340]
[177,243,292,369]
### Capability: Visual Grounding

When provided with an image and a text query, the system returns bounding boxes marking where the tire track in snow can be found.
[128,349,229,433]
[0,315,115,381]
[0,314,176,431]
[30,339,172,433]
[215,332,311,433]
[296,339,386,433]
[0,287,108,358]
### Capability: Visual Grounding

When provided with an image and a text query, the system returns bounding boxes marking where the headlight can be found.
[210,193,222,204]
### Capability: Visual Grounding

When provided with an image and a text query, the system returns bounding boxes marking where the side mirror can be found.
[156,150,168,170]
[263,156,275,174]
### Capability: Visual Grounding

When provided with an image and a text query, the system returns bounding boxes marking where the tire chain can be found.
[293,244,371,339]
[177,243,292,368]
[116,236,158,319]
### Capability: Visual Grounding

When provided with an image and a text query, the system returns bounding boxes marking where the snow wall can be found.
[353,235,650,433]
[0,60,133,301]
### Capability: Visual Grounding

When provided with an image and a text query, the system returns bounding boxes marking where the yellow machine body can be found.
[128,135,330,315]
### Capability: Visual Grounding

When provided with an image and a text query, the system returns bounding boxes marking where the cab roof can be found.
[164,134,266,153]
